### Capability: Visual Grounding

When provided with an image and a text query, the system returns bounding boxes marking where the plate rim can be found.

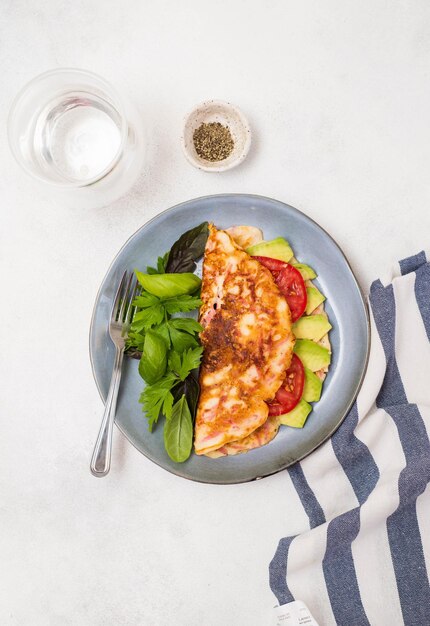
[89,193,371,484]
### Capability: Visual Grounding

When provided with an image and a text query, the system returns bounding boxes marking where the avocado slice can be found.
[292,263,317,280]
[246,237,294,262]
[293,315,332,341]
[294,339,331,371]
[279,399,312,428]
[302,367,323,402]
[306,286,326,314]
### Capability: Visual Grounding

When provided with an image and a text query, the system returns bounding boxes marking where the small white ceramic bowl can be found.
[181,100,251,172]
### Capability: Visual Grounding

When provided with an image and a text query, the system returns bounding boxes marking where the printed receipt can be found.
[273,600,320,626]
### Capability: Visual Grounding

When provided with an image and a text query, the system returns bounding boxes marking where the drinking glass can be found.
[8,68,144,208]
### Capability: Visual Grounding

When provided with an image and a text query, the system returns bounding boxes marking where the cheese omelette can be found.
[194,225,295,456]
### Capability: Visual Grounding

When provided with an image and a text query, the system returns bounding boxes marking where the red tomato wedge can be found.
[267,354,305,416]
[253,256,307,321]
[252,256,286,272]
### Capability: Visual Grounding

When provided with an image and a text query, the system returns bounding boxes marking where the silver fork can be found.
[90,270,138,477]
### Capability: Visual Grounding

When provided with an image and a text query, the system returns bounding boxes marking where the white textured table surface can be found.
[2,2,430,625]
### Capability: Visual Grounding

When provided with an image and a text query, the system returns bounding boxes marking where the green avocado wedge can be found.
[279,399,312,428]
[292,263,317,280]
[246,237,294,262]
[294,339,331,371]
[293,315,332,342]
[306,286,326,314]
[302,367,323,402]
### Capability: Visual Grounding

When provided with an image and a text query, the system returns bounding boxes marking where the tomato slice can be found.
[253,256,286,273]
[275,264,307,321]
[253,256,307,321]
[267,354,305,416]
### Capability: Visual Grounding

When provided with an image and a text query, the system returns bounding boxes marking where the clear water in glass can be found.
[33,92,123,184]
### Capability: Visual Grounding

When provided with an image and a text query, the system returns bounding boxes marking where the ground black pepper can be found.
[193,122,234,162]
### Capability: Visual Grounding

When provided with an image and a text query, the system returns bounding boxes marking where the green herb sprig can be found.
[139,346,203,431]
[126,222,208,463]
[125,293,203,353]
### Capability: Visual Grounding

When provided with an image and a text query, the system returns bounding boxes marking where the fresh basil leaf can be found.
[138,330,167,384]
[163,295,202,314]
[135,271,201,299]
[139,373,177,431]
[152,321,171,348]
[169,326,199,353]
[163,394,193,462]
[169,318,203,335]
[172,373,200,420]
[165,222,209,274]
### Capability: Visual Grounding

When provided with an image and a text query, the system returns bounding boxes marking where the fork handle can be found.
[90,347,124,477]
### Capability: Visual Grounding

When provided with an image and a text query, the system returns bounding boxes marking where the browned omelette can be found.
[205,416,281,458]
[194,225,295,456]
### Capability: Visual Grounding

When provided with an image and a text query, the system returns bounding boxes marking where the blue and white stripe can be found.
[269,252,430,625]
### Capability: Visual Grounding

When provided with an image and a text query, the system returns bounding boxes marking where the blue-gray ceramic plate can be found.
[89,194,369,484]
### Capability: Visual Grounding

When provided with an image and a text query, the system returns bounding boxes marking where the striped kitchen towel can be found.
[269,251,430,626]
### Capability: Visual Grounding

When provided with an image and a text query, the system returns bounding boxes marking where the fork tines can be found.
[112,270,139,324]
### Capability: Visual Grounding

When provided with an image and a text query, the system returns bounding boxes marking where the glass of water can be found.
[8,68,144,207]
